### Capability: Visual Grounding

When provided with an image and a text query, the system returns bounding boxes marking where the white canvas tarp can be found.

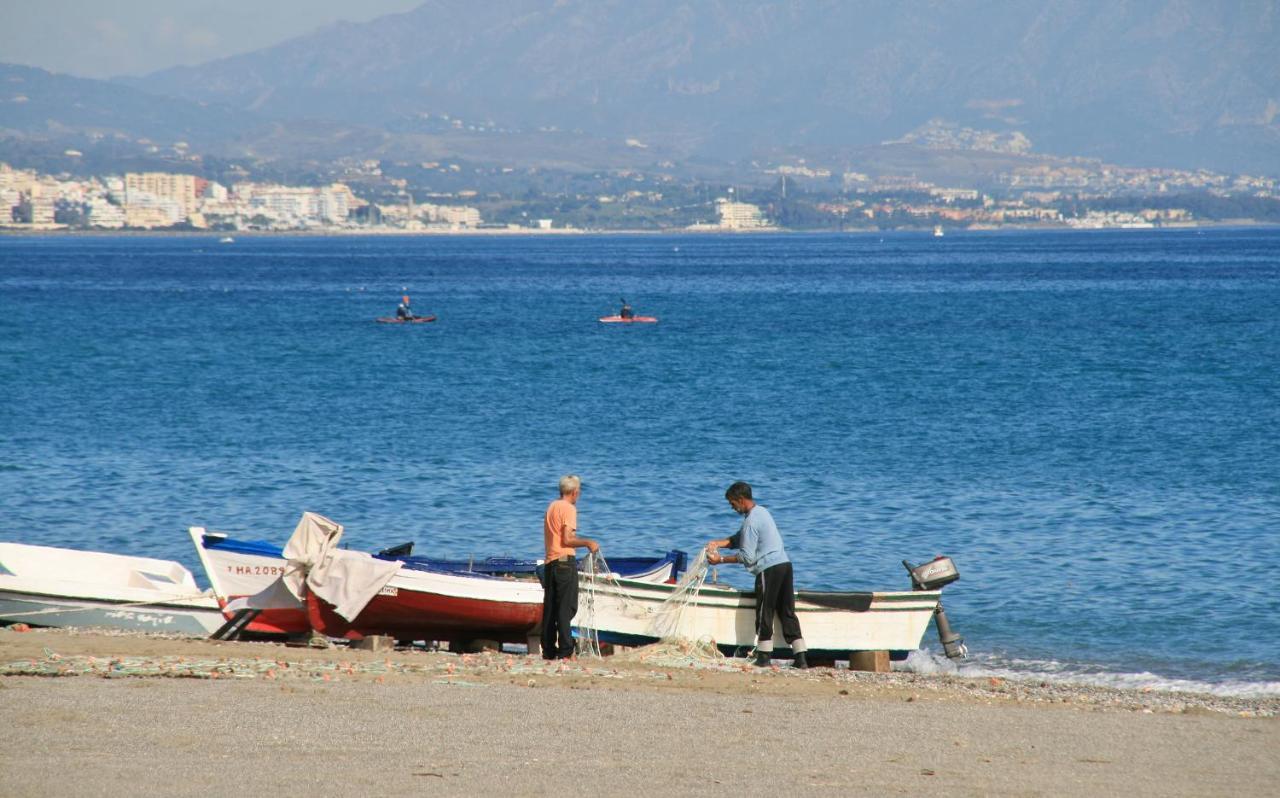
[225,511,402,621]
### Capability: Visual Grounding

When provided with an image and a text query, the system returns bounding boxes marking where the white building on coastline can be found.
[125,172,199,218]
[417,202,482,228]
[86,200,125,228]
[716,198,769,229]
[235,182,360,226]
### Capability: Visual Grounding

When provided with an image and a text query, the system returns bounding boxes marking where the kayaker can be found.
[619,298,634,319]
[705,481,808,668]
[541,474,599,660]
[396,294,414,320]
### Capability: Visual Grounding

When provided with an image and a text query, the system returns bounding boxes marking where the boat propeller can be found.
[903,556,967,660]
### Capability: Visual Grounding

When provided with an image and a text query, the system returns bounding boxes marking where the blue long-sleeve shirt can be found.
[725,505,790,575]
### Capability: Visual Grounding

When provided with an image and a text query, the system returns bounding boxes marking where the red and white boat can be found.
[189,526,683,645]
[599,315,658,323]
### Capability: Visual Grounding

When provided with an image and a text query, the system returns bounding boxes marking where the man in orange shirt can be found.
[541,474,599,660]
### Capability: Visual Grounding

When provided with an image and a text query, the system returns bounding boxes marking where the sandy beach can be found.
[1,627,1275,797]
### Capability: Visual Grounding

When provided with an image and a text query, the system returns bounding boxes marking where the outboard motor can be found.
[903,556,967,660]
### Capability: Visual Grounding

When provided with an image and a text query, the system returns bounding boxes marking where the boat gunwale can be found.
[581,573,940,606]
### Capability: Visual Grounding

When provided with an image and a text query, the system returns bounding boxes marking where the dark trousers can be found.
[540,560,578,659]
[754,562,803,650]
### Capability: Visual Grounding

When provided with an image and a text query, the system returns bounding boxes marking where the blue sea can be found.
[2,230,1278,696]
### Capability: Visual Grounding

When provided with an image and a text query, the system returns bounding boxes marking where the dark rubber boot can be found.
[792,652,809,669]
[753,651,772,667]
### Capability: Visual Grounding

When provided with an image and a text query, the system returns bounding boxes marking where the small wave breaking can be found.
[898,648,1280,699]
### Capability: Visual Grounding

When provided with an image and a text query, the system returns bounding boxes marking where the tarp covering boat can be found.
[225,512,401,621]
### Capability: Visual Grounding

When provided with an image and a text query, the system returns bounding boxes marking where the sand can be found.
[1,627,1276,797]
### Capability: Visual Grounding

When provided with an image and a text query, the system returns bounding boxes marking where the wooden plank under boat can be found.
[0,542,223,635]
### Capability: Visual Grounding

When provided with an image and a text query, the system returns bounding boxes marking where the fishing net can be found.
[611,634,727,668]
[576,551,613,658]
[648,549,713,640]
[576,550,650,657]
[634,549,726,664]
[577,549,726,665]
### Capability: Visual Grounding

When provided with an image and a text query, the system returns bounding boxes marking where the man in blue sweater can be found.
[705,481,808,668]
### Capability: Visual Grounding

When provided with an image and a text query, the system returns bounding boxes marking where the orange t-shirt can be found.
[543,498,578,560]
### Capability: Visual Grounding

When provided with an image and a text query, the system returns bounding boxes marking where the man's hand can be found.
[587,540,600,554]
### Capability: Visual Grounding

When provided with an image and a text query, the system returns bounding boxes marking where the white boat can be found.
[219,236,235,243]
[0,542,223,635]
[933,225,945,237]
[574,573,942,659]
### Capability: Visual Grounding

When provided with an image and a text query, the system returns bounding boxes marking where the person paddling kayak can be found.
[619,298,634,319]
[396,294,414,321]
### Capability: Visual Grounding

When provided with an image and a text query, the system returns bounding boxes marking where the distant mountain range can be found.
[3,0,1278,178]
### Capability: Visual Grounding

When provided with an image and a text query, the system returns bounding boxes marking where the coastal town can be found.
[2,154,1277,234]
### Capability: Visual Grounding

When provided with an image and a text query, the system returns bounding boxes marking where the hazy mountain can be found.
[124,0,1280,175]
[0,63,251,146]
[0,59,668,179]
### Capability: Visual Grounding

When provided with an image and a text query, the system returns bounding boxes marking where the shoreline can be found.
[2,627,1276,797]
[3,627,1276,717]
[2,221,1278,238]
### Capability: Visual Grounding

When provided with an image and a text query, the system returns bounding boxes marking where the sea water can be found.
[1,230,1277,696]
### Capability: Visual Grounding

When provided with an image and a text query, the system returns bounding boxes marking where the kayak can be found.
[599,315,658,324]
[376,315,437,324]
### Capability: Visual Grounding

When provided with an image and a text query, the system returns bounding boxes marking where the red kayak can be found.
[376,315,437,324]
[599,315,658,323]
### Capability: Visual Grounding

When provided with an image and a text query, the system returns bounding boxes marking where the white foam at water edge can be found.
[897,649,1280,699]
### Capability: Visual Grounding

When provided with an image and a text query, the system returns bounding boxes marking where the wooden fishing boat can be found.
[574,573,942,660]
[0,542,223,635]
[305,564,547,643]
[189,527,685,643]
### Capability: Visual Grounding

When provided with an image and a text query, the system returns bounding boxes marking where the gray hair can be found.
[558,474,581,496]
